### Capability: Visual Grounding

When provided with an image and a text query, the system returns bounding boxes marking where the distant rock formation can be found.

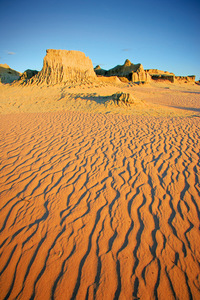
[34,49,96,85]
[94,65,107,76]
[145,70,196,83]
[94,59,150,83]
[146,69,173,75]
[175,75,196,83]
[19,69,38,82]
[195,80,200,85]
[145,69,175,83]
[0,64,21,83]
[1,51,196,86]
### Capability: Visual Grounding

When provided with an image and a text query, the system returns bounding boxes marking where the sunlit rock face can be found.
[145,69,175,83]
[94,59,151,83]
[175,75,196,83]
[35,49,96,85]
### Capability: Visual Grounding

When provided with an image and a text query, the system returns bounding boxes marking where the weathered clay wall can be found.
[35,49,96,85]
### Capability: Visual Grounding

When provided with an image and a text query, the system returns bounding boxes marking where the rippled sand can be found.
[0,82,200,299]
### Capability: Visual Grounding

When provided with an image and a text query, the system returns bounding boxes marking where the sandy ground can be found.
[0,80,200,299]
[0,79,200,117]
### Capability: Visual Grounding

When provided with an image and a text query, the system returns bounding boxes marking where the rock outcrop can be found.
[146,69,173,75]
[107,59,144,78]
[111,92,136,105]
[145,69,175,83]
[94,65,107,76]
[34,49,96,85]
[195,80,200,85]
[19,69,38,82]
[94,59,150,83]
[0,64,21,83]
[146,69,196,83]
[103,92,143,107]
[175,75,196,83]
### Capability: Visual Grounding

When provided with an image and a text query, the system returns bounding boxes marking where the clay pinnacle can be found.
[124,59,132,66]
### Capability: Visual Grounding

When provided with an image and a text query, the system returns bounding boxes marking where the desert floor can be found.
[0,80,200,299]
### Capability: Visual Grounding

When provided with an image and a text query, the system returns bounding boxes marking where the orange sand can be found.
[0,81,200,299]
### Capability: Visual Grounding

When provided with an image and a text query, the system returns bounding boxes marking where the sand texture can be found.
[0,81,200,299]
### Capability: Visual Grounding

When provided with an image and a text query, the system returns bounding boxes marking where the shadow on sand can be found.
[75,94,110,104]
[168,106,200,113]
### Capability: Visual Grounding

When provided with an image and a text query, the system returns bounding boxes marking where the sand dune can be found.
[0,103,200,299]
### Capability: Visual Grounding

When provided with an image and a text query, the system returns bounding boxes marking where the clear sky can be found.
[1,0,200,79]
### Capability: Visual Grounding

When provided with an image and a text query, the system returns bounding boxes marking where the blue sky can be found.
[1,0,200,79]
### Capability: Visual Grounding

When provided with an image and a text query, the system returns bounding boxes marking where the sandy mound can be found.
[96,75,121,84]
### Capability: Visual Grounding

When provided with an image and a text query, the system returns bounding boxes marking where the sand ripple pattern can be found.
[0,112,200,300]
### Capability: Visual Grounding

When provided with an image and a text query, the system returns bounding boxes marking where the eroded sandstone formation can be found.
[111,92,136,105]
[94,65,107,76]
[145,69,175,83]
[175,75,196,83]
[34,49,96,85]
[19,69,39,83]
[94,59,150,83]
[145,69,196,83]
[0,64,21,83]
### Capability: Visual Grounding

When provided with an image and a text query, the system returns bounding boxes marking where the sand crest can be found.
[0,106,200,299]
